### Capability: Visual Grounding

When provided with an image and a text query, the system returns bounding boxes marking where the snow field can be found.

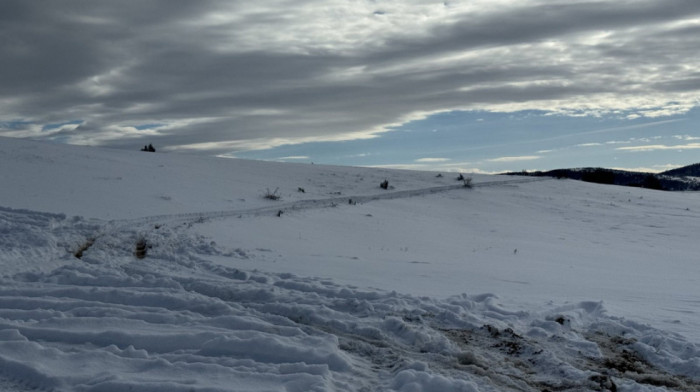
[199,179,700,341]
[0,201,697,391]
[1,136,699,391]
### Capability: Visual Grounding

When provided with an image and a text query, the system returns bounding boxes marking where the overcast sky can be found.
[2,0,700,172]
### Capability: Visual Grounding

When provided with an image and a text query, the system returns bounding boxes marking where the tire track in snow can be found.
[82,176,551,257]
[106,177,552,229]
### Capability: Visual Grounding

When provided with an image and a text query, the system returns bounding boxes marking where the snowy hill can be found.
[1,137,699,391]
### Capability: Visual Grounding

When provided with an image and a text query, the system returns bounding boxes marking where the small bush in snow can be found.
[457,173,465,181]
[135,237,147,259]
[463,177,473,188]
[380,180,389,190]
[74,238,95,259]
[263,188,281,200]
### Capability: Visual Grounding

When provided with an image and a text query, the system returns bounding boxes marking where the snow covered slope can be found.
[1,137,698,391]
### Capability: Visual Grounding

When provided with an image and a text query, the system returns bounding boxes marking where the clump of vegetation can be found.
[263,187,281,200]
[462,177,473,188]
[140,144,156,152]
[380,180,389,189]
[74,238,95,259]
[135,237,148,259]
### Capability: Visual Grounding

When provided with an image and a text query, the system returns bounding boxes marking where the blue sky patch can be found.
[235,109,700,173]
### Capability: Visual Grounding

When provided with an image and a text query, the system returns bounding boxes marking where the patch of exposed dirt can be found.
[442,325,700,392]
[586,331,700,392]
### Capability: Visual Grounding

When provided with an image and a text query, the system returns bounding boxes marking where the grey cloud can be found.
[653,76,700,93]
[368,1,700,65]
[2,0,700,154]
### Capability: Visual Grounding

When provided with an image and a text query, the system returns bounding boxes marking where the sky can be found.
[2,0,700,173]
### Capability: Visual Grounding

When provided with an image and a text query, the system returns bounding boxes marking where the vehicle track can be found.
[81,176,552,255]
[107,176,551,231]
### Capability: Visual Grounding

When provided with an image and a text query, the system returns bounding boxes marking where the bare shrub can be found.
[263,187,281,200]
[74,238,95,259]
[135,237,147,259]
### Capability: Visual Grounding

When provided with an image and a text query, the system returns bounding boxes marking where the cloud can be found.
[277,156,310,160]
[371,162,496,174]
[415,158,450,163]
[674,134,700,141]
[2,1,700,155]
[576,143,602,147]
[488,155,541,163]
[611,164,682,173]
[616,143,700,152]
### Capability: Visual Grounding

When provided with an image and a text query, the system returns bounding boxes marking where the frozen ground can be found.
[0,137,698,391]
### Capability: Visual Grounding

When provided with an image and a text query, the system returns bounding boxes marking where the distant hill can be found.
[661,162,700,178]
[504,165,700,191]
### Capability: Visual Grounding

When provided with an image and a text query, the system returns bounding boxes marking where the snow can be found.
[0,136,699,391]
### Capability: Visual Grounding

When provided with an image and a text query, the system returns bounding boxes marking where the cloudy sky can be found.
[2,0,700,173]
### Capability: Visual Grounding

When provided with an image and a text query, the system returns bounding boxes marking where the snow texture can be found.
[0,137,698,391]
